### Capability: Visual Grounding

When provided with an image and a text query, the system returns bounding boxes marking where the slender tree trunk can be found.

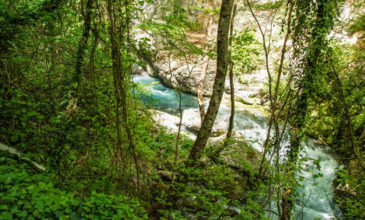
[198,56,209,124]
[326,51,365,171]
[88,29,99,106]
[107,0,139,184]
[74,0,94,90]
[66,0,93,115]
[258,0,294,178]
[175,86,183,165]
[173,52,183,169]
[226,3,237,139]
[247,0,275,172]
[198,15,213,124]
[188,0,234,164]
[227,62,235,138]
[107,0,122,156]
[281,1,328,219]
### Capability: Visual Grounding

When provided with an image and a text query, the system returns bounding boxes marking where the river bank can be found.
[134,74,342,219]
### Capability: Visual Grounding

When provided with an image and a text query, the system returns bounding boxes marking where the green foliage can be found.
[150,138,272,219]
[334,169,365,219]
[238,187,270,220]
[232,28,262,82]
[252,1,282,10]
[306,40,364,159]
[1,0,364,219]
[348,14,365,34]
[0,0,63,52]
[155,165,240,218]
[139,0,204,60]
[0,154,147,219]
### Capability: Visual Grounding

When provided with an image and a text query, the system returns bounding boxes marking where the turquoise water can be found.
[133,75,198,114]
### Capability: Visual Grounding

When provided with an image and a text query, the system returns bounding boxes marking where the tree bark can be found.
[107,0,139,184]
[198,14,213,125]
[326,51,365,171]
[74,0,94,90]
[198,56,209,124]
[258,0,294,178]
[226,62,235,139]
[226,3,237,139]
[188,0,234,164]
[65,0,93,115]
[281,1,328,219]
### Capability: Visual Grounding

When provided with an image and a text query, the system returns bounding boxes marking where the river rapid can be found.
[133,75,342,220]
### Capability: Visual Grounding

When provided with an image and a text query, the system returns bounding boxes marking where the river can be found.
[133,75,342,220]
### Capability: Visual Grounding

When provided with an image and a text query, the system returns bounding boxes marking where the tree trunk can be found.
[74,0,94,90]
[226,62,234,139]
[188,0,234,164]
[326,51,365,171]
[107,0,139,184]
[258,0,294,178]
[281,1,329,219]
[226,3,236,139]
[175,86,183,166]
[198,15,213,125]
[66,0,93,115]
[198,56,209,124]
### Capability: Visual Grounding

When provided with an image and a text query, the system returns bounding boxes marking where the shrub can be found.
[0,154,147,219]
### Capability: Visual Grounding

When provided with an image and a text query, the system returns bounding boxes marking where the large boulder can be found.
[149,109,181,133]
[219,140,262,172]
[182,108,227,137]
[149,109,232,138]
[152,58,216,96]
[148,110,197,140]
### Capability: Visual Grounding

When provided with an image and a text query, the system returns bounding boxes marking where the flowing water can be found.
[133,75,342,220]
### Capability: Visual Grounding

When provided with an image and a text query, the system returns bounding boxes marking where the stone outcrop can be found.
[219,140,262,171]
[181,108,227,137]
[151,58,217,97]
[148,109,230,138]
[148,109,196,140]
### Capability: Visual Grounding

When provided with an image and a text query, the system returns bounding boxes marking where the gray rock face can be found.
[151,59,217,96]
[136,53,266,106]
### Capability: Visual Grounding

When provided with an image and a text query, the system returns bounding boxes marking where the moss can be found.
[348,14,365,34]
